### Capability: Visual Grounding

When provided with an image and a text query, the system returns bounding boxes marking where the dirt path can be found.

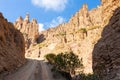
[4,58,65,80]
[4,59,41,80]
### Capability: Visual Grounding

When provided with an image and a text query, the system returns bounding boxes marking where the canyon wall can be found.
[23,0,120,79]
[0,13,25,73]
[29,4,102,74]
[93,0,120,80]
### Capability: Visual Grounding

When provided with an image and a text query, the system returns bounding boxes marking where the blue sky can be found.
[0,0,101,31]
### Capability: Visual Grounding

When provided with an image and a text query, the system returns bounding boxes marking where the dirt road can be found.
[4,58,65,80]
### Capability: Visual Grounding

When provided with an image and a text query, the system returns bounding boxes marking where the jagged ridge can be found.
[14,14,39,49]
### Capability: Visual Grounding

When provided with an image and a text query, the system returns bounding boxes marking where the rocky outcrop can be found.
[93,0,120,79]
[14,14,39,49]
[0,13,25,73]
[101,0,120,26]
[31,4,102,74]
[25,0,120,79]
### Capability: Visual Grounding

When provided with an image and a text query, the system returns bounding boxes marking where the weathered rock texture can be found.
[14,14,39,49]
[101,0,120,26]
[25,0,120,79]
[0,13,25,73]
[93,0,120,79]
[29,4,102,74]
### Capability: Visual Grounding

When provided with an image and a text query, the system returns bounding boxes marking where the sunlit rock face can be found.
[14,0,120,79]
[14,14,39,49]
[36,0,120,77]
[0,13,25,73]
[30,4,102,74]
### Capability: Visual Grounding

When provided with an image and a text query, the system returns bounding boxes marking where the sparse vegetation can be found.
[76,25,100,33]
[60,32,66,36]
[87,26,100,31]
[45,52,100,80]
[80,28,87,33]
[55,32,66,36]
[45,52,83,80]
[45,53,56,64]
[38,43,46,47]
[54,26,100,37]
[76,28,87,33]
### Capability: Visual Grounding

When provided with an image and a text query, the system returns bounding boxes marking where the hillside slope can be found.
[0,13,25,73]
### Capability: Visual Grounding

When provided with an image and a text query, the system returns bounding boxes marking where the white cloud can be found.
[31,0,68,11]
[38,17,66,32]
[48,16,66,28]
[39,23,45,32]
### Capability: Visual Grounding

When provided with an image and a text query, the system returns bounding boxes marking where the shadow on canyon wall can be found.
[37,34,46,43]
[92,7,120,80]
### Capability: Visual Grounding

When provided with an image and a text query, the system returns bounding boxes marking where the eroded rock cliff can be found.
[0,13,25,73]
[14,14,39,49]
[25,0,120,79]
[93,0,120,79]
[27,4,102,74]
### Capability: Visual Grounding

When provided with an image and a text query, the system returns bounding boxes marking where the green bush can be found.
[45,52,83,80]
[45,53,56,64]
[87,26,100,31]
[38,43,46,47]
[54,52,83,74]
[60,32,66,36]
[76,28,87,33]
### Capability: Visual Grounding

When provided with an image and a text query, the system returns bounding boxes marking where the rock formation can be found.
[24,0,120,79]
[0,13,25,73]
[29,4,102,74]
[14,14,39,49]
[93,0,120,80]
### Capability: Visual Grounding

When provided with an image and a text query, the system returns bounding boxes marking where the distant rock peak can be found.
[16,16,23,23]
[14,14,39,49]
[81,4,88,10]
[32,18,37,24]
[24,14,29,22]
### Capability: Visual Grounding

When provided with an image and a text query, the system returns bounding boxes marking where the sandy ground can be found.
[3,58,65,80]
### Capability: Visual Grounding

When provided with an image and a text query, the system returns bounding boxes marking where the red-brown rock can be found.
[0,13,25,73]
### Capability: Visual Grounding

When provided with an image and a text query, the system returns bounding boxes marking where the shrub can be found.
[54,52,83,74]
[45,53,56,64]
[45,52,83,80]
[60,32,66,36]
[80,28,87,33]
[76,28,87,34]
[38,43,46,47]
[87,26,100,31]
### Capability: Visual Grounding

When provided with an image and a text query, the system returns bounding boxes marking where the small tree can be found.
[45,53,56,64]
[54,52,83,75]
[45,52,83,80]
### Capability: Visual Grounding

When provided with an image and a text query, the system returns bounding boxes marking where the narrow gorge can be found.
[0,0,120,80]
